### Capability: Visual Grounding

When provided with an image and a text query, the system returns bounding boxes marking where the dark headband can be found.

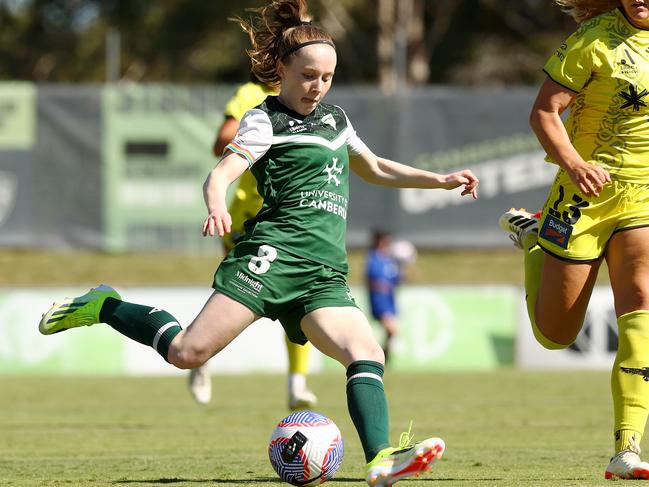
[280,39,336,60]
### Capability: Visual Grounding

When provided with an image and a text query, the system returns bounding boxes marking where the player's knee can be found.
[167,342,213,369]
[355,342,385,365]
[532,319,574,350]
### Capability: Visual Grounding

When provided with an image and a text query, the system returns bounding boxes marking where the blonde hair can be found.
[234,0,335,87]
[554,0,619,23]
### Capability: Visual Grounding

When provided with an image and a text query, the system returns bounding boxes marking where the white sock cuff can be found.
[152,321,180,352]
[346,372,383,384]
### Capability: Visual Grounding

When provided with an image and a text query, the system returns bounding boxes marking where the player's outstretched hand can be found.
[441,169,479,199]
[202,208,232,238]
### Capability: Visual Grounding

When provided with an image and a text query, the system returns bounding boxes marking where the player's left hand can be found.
[202,207,232,238]
[441,169,479,199]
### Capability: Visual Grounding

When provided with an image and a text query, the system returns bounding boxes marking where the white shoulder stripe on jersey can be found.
[272,125,351,151]
[346,372,383,384]
[152,322,180,353]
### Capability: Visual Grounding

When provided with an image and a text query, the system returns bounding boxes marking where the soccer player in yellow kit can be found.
[500,0,649,479]
[188,79,318,410]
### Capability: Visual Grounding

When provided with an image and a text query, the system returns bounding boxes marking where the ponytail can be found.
[234,0,335,87]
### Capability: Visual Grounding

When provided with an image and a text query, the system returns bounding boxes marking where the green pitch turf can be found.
[0,370,635,486]
[0,249,612,286]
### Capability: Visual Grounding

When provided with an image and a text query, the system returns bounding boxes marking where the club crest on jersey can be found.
[617,49,640,78]
[620,83,648,112]
[323,158,343,186]
[321,113,337,130]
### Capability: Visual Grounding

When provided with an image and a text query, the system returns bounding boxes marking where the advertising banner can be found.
[0,83,556,250]
[0,82,36,150]
[102,85,234,252]
[0,286,517,375]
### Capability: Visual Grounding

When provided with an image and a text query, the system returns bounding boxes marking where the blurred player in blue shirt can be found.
[365,229,402,363]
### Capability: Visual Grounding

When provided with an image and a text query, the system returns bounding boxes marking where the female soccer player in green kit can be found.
[39,1,479,484]
[188,78,320,411]
[500,0,649,480]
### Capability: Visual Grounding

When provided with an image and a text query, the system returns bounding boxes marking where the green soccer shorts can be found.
[213,242,358,344]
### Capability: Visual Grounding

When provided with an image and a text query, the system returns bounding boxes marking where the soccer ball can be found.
[268,411,344,485]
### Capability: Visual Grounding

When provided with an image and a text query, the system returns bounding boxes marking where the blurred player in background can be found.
[39,0,479,484]
[500,0,649,480]
[365,229,416,363]
[188,78,318,411]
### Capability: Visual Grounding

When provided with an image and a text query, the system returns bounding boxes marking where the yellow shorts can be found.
[538,170,649,262]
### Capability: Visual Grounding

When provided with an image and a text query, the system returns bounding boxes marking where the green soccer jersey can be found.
[225,96,368,273]
[543,7,649,183]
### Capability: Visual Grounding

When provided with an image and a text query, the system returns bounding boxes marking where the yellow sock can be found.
[612,310,649,453]
[286,336,311,375]
[523,242,565,350]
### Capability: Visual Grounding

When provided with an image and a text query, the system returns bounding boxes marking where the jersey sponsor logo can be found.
[323,157,343,187]
[321,113,337,130]
[299,190,348,219]
[288,119,308,134]
[235,270,264,293]
[298,197,347,219]
[620,83,648,112]
[539,214,572,249]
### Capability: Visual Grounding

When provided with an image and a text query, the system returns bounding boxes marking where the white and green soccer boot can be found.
[39,284,121,335]
[366,429,445,487]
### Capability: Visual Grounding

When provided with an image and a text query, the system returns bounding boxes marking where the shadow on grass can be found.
[114,476,591,485]
[114,477,362,484]
[430,479,587,483]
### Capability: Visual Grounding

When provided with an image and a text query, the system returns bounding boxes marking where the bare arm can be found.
[530,77,610,197]
[350,149,479,198]
[212,116,240,158]
[202,152,249,237]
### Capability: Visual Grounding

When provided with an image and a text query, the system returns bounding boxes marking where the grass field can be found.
[1,249,623,486]
[0,249,613,286]
[1,370,629,487]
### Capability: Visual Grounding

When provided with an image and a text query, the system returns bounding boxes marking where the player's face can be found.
[621,0,649,28]
[277,44,337,116]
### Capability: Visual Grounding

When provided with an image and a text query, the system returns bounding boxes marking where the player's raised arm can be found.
[349,150,479,198]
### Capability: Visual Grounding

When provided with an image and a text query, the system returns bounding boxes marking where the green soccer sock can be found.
[99,298,182,362]
[612,310,649,453]
[346,360,390,463]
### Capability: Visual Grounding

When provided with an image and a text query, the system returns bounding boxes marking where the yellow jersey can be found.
[544,8,649,183]
[222,82,277,250]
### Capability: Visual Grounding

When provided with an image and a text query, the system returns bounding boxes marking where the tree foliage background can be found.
[0,0,576,86]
